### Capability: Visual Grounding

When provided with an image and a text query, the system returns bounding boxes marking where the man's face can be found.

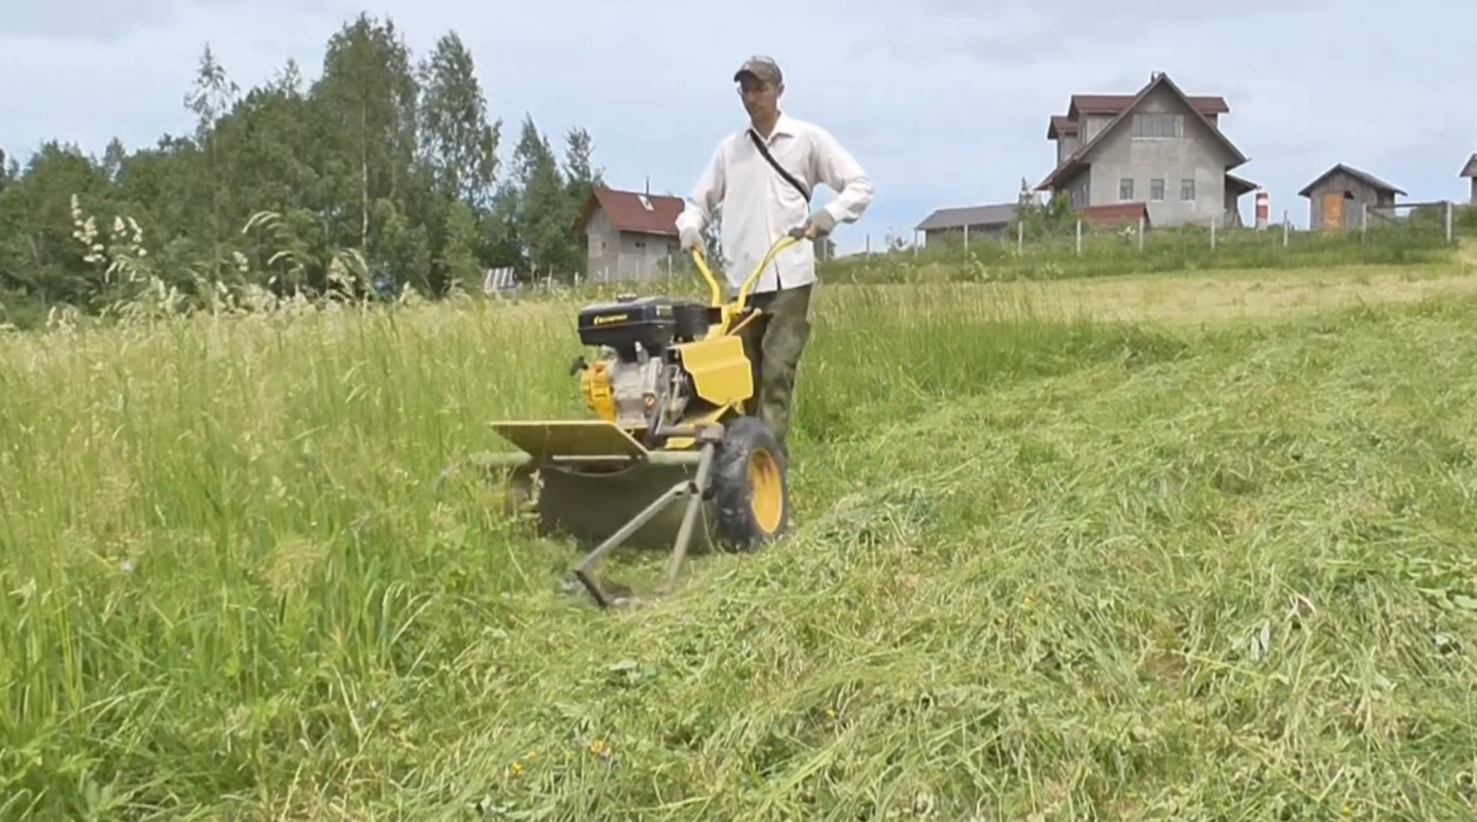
[737,73,782,120]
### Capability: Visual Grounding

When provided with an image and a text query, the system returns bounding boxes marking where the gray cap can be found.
[733,55,783,85]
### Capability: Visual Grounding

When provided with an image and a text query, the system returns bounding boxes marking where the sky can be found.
[1,0,1474,256]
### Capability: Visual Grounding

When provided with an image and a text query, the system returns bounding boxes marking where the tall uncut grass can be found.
[4,256,1477,820]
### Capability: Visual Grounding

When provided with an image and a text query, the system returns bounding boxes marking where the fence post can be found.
[1445,201,1454,243]
[1137,216,1144,251]
[1283,210,1289,247]
[963,224,970,251]
[1075,219,1082,256]
[1210,215,1217,250]
[1017,221,1024,254]
[1361,202,1368,242]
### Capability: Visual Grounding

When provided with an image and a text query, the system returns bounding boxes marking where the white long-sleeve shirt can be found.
[674,112,874,294]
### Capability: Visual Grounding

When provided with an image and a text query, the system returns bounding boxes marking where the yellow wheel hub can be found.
[747,449,784,533]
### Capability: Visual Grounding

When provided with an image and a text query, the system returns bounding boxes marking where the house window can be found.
[1119,178,1134,201]
[1132,112,1181,139]
[1180,178,1195,201]
[1150,178,1165,201]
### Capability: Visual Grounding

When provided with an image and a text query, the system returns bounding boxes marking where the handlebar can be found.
[690,226,809,334]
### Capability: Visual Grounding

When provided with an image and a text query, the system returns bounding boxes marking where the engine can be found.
[573,295,714,432]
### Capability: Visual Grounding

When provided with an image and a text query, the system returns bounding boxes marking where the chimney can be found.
[645,176,650,195]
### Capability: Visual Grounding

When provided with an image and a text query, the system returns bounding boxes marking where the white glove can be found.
[679,225,703,253]
[804,210,837,238]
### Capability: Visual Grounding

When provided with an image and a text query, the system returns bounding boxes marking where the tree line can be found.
[0,13,609,327]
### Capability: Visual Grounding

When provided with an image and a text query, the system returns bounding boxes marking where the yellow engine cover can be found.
[581,361,617,422]
[676,334,753,408]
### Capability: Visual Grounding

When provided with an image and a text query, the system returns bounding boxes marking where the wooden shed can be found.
[914,202,1019,246]
[1297,164,1405,232]
[1461,154,1476,204]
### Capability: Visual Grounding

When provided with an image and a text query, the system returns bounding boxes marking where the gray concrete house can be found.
[1461,154,1477,203]
[574,187,685,282]
[1296,164,1405,232]
[1034,71,1256,229]
[914,202,1019,246]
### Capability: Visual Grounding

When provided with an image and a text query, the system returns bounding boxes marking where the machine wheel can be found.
[710,416,790,552]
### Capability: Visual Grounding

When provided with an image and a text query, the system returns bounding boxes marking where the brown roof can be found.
[1296,164,1406,198]
[1048,92,1228,139]
[1035,72,1247,192]
[1075,202,1151,229]
[1046,115,1078,139]
[1070,94,1228,117]
[1461,153,1477,177]
[575,187,686,237]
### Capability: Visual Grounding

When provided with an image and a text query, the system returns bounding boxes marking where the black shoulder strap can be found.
[747,129,811,204]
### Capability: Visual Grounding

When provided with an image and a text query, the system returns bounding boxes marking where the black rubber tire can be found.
[710,415,791,552]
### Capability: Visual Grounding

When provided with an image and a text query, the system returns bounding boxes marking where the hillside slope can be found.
[466,297,1477,821]
[3,275,1476,820]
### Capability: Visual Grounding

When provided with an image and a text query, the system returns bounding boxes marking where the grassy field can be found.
[821,215,1467,286]
[4,257,1477,821]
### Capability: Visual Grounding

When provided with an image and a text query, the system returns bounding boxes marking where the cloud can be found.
[0,0,1473,250]
[1,1,176,42]
[856,0,1332,69]
[0,0,345,43]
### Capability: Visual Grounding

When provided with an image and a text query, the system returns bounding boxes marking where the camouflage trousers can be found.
[735,283,814,446]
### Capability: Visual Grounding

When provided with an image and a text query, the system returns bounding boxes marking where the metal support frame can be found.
[463,438,720,610]
[568,441,716,608]
[467,450,704,470]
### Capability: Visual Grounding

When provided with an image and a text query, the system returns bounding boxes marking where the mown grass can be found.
[3,265,1477,821]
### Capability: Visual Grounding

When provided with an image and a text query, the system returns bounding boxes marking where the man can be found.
[674,55,874,452]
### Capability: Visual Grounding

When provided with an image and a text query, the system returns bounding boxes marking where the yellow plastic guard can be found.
[488,420,649,462]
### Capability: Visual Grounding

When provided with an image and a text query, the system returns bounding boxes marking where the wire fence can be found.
[824,201,1470,285]
[474,201,1475,298]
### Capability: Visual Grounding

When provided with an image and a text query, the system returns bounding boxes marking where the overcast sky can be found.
[1,0,1472,254]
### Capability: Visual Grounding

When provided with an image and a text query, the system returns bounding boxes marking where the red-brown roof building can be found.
[574,187,686,282]
[1035,72,1257,230]
[1075,202,1152,230]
